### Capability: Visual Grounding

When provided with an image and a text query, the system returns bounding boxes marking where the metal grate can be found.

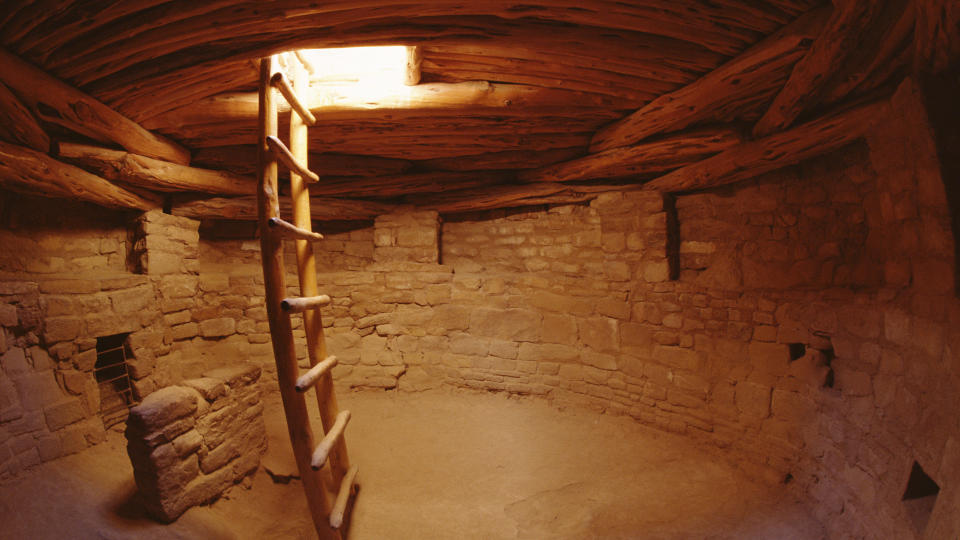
[94,334,138,429]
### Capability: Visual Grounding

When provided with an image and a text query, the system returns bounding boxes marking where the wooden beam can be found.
[822,0,913,104]
[172,195,394,222]
[0,48,190,165]
[419,147,585,172]
[192,146,413,178]
[753,2,886,137]
[56,143,255,195]
[643,97,889,193]
[143,81,629,132]
[913,0,960,74]
[309,171,510,198]
[411,182,593,214]
[404,46,422,86]
[0,140,157,210]
[521,127,742,183]
[590,7,829,152]
[0,82,50,153]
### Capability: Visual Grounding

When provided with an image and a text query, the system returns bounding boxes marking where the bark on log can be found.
[0,140,157,210]
[0,82,50,153]
[521,127,742,183]
[590,7,829,152]
[56,143,255,195]
[644,97,889,193]
[753,2,886,136]
[0,48,190,165]
[172,195,394,221]
[419,147,584,172]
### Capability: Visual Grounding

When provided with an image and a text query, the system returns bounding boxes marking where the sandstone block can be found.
[199,318,236,338]
[653,345,699,371]
[470,308,540,341]
[735,382,771,421]
[44,398,87,430]
[14,371,63,411]
[202,364,261,388]
[43,317,81,344]
[578,317,619,353]
[519,343,579,363]
[182,378,227,401]
[541,313,578,345]
[129,386,200,432]
[169,323,199,341]
[0,304,17,327]
[748,342,790,376]
[1,347,29,374]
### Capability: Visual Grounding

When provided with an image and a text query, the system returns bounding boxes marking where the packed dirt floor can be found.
[0,388,826,539]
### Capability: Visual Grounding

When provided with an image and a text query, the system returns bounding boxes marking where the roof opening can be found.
[292,46,409,86]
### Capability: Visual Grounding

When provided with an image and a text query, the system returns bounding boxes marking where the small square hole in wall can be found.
[94,334,138,429]
[788,343,806,362]
[902,461,940,534]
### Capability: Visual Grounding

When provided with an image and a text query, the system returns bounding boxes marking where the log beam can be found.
[0,140,157,210]
[643,97,889,193]
[142,81,628,132]
[521,127,742,183]
[56,143,255,195]
[404,46,423,86]
[0,47,190,165]
[411,182,594,214]
[914,0,960,74]
[0,82,50,153]
[172,195,395,221]
[752,2,886,137]
[590,7,829,152]
[192,146,413,178]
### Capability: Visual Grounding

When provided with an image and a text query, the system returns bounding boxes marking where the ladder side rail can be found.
[256,56,338,540]
[287,59,352,488]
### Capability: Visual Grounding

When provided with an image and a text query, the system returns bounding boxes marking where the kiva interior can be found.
[0,2,958,539]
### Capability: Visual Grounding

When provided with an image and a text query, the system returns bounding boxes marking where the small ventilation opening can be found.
[788,343,806,362]
[95,333,138,429]
[902,461,940,534]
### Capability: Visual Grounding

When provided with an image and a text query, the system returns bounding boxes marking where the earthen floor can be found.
[0,388,825,539]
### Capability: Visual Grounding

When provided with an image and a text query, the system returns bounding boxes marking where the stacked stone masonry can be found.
[0,77,957,538]
[125,363,266,522]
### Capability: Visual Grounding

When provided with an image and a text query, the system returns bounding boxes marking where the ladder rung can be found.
[265,135,319,182]
[295,355,338,392]
[329,464,360,529]
[270,72,317,125]
[280,294,330,313]
[267,217,324,241]
[311,410,351,470]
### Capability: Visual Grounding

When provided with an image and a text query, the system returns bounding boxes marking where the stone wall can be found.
[125,363,265,522]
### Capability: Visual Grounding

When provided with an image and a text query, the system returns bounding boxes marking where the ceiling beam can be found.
[0,81,49,153]
[410,182,593,215]
[143,81,628,130]
[520,127,741,183]
[171,195,394,222]
[0,140,158,210]
[56,143,256,196]
[752,2,886,137]
[590,7,828,152]
[643,97,889,193]
[0,48,190,165]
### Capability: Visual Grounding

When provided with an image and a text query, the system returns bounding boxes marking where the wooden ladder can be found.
[255,54,359,540]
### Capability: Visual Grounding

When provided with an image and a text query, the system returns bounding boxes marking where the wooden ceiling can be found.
[0,0,950,221]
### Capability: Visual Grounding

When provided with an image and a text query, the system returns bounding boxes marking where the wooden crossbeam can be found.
[753,2,886,137]
[57,143,255,195]
[0,48,189,165]
[643,97,889,193]
[0,140,157,210]
[311,410,351,470]
[590,7,829,152]
[266,135,320,182]
[521,127,741,183]
[0,82,49,153]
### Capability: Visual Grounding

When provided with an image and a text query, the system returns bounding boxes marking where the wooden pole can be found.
[255,55,337,540]
[287,58,352,492]
[404,46,423,86]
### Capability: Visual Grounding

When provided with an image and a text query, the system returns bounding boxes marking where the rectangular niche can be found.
[902,460,940,534]
[94,333,138,429]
